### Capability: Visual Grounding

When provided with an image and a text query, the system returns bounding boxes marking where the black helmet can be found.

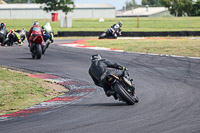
[91,54,101,61]
[118,21,123,27]
[1,22,6,28]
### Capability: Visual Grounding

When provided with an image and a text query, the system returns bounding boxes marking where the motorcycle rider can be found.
[18,29,27,45]
[42,22,54,43]
[6,29,23,46]
[0,22,8,45]
[111,21,123,38]
[99,21,123,39]
[0,22,7,31]
[88,54,136,98]
[27,21,44,50]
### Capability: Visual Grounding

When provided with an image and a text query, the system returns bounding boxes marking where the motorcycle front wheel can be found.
[42,42,49,54]
[114,82,136,105]
[99,32,107,39]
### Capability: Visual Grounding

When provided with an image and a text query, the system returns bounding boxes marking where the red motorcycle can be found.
[30,35,43,59]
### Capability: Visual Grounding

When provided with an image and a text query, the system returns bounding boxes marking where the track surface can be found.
[0,40,200,133]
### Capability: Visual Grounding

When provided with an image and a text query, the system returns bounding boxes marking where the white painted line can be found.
[118,37,146,40]
[129,51,200,60]
[59,43,124,52]
[59,40,200,60]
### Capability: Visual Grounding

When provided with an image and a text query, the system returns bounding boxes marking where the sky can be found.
[74,0,142,10]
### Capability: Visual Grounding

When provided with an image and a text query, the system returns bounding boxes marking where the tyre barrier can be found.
[57,31,200,37]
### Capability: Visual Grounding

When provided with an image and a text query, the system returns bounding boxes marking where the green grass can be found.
[84,38,200,57]
[1,17,200,34]
[0,67,60,115]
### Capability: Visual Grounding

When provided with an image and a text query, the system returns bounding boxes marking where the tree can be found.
[191,0,200,16]
[4,0,35,3]
[126,0,137,10]
[160,0,193,16]
[142,0,161,6]
[35,0,75,14]
[142,0,149,5]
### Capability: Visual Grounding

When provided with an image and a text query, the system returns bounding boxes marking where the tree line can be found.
[4,0,75,14]
[126,0,200,16]
[4,0,200,16]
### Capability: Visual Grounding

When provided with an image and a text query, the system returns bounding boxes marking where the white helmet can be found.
[91,54,102,61]
[33,21,39,26]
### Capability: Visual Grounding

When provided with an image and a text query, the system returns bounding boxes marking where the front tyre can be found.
[134,96,139,103]
[32,53,35,59]
[114,82,135,105]
[42,42,49,54]
[36,44,42,59]
[99,33,107,39]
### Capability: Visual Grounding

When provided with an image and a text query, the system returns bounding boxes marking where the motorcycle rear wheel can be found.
[2,38,9,46]
[36,44,42,59]
[114,82,136,105]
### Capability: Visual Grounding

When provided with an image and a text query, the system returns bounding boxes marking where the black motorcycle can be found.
[42,32,54,54]
[17,29,27,44]
[99,27,121,39]
[0,28,7,46]
[105,72,139,105]
[2,29,26,46]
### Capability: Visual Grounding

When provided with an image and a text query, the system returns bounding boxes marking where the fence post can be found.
[137,16,139,28]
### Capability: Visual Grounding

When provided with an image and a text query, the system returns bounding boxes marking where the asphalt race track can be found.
[0,40,200,133]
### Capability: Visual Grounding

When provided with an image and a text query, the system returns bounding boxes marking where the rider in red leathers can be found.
[27,21,44,51]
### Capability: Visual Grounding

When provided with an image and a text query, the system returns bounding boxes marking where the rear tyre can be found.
[36,44,42,59]
[3,38,9,46]
[114,82,135,105]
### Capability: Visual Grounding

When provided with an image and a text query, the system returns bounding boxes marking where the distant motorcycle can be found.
[105,71,139,105]
[17,29,27,44]
[2,29,26,46]
[30,35,43,59]
[42,32,54,54]
[42,22,54,54]
[99,22,122,39]
[0,28,7,46]
[99,28,121,39]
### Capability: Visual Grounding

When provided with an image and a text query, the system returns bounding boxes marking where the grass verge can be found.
[0,67,67,115]
[82,37,200,57]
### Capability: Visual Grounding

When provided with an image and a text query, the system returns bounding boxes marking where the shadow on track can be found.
[15,58,36,60]
[69,102,134,107]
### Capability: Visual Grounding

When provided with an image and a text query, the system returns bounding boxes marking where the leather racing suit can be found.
[89,58,128,95]
[27,25,44,44]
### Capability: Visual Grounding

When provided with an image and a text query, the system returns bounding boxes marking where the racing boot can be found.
[105,90,115,97]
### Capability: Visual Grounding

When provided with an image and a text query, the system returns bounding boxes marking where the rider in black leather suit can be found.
[88,54,129,97]
[0,23,8,45]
